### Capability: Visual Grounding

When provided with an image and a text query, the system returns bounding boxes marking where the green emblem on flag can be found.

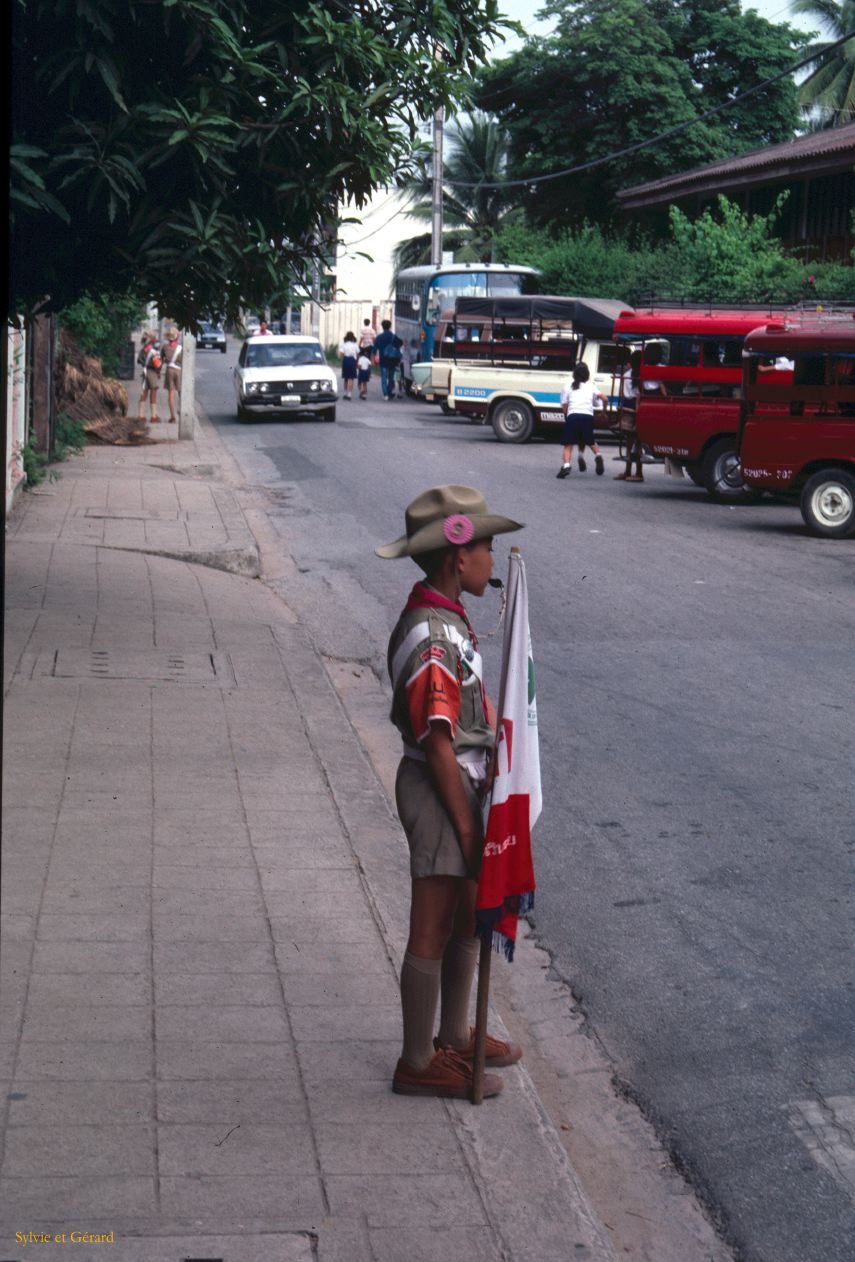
[528,655,536,705]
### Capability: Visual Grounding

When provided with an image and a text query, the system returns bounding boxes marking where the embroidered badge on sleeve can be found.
[406,656,461,743]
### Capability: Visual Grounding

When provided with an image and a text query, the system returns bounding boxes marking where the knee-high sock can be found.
[400,952,442,1071]
[438,935,479,1046]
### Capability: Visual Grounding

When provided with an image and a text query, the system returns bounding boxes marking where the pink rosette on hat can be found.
[443,513,475,545]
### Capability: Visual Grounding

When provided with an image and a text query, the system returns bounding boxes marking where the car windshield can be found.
[246,343,324,368]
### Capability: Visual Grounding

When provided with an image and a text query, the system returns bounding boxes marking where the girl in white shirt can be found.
[339,332,359,400]
[556,363,608,479]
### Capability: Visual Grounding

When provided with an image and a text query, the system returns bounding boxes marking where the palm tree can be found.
[791,0,855,126]
[394,112,517,272]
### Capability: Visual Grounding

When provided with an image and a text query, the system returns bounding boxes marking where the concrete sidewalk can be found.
[1,424,616,1262]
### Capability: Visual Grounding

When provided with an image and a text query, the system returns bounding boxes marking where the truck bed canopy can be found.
[454,295,631,339]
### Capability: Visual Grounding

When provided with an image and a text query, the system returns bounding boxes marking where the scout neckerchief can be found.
[403,581,485,704]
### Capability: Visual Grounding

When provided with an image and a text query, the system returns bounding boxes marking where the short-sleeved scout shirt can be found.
[387,602,493,772]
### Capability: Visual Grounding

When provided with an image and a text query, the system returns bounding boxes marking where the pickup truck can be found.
[447,341,626,442]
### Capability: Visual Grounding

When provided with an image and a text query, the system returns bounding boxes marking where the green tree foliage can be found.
[59,290,146,377]
[667,195,805,300]
[10,0,510,326]
[478,0,804,228]
[400,112,518,263]
[495,217,664,300]
[494,197,855,303]
[790,0,855,125]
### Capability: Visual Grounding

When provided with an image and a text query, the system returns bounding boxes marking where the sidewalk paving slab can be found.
[2,421,617,1261]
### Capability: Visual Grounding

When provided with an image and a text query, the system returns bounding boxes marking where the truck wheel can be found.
[492,399,533,443]
[439,401,454,415]
[800,469,855,538]
[318,406,336,422]
[685,463,705,487]
[220,345,227,354]
[236,404,249,423]
[701,438,749,499]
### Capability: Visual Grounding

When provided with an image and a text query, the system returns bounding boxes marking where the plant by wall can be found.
[495,197,855,305]
[59,289,146,376]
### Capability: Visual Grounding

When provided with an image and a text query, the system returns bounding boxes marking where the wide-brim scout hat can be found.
[376,484,523,559]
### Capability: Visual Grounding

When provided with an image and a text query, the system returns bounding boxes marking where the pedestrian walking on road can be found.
[136,330,162,425]
[356,350,372,400]
[358,318,376,356]
[556,363,607,479]
[339,331,358,400]
[375,319,403,401]
[162,326,182,423]
[376,484,525,1099]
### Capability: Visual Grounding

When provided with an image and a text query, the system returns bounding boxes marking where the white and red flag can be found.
[476,548,540,960]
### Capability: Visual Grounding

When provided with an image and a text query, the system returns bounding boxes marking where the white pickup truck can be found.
[417,295,631,442]
[448,339,628,442]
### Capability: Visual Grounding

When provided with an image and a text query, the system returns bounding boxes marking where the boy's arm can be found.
[423,725,482,876]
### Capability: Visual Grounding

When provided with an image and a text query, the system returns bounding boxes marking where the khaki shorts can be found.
[143,368,160,391]
[165,366,181,389]
[395,756,484,880]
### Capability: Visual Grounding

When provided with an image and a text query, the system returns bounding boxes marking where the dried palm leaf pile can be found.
[56,330,154,445]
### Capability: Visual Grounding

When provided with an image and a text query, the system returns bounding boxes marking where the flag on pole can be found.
[476,548,540,961]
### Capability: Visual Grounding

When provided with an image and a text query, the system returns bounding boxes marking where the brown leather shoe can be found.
[393,1047,503,1098]
[435,1026,523,1068]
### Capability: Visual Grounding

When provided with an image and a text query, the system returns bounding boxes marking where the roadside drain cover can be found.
[38,649,236,686]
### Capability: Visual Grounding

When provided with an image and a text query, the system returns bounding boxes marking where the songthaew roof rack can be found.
[631,295,855,315]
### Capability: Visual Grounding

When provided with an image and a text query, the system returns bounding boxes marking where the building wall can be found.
[6,323,28,514]
[300,299,394,350]
[333,189,415,302]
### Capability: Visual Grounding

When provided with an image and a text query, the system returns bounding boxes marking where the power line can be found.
[442,29,855,189]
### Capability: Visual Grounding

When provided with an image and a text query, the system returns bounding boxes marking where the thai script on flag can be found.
[476,549,540,960]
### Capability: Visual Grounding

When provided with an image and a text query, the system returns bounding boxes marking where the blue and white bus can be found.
[394,263,539,368]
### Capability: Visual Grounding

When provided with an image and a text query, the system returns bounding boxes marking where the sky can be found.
[492,0,816,56]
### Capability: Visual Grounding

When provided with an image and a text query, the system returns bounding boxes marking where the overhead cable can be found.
[441,29,855,189]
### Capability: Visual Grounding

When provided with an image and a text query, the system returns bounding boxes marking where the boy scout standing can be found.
[376,485,525,1098]
[162,326,183,424]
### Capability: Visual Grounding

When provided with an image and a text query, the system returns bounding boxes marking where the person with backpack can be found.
[136,330,163,424]
[162,326,183,423]
[375,318,403,401]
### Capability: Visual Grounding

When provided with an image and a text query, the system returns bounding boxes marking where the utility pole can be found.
[311,256,321,341]
[431,104,444,267]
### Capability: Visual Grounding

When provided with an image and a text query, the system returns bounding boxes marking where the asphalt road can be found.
[199,344,855,1262]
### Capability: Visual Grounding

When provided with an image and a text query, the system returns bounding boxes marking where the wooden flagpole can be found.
[471,936,492,1105]
[472,546,520,1105]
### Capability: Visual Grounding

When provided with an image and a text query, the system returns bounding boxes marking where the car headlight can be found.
[259,383,269,393]
[309,381,319,392]
[247,382,259,394]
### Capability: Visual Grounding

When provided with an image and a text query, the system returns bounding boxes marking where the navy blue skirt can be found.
[562,412,595,446]
[341,355,357,380]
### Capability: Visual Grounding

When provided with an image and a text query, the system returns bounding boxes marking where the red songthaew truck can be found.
[739,317,855,538]
[613,307,791,498]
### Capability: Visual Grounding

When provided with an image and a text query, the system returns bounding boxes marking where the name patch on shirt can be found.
[420,645,446,663]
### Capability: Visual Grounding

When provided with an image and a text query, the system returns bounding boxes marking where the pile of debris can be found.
[56,329,154,445]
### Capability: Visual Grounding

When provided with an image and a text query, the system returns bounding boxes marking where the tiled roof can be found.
[618,122,855,207]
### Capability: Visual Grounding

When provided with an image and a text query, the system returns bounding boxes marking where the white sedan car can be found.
[233,336,337,422]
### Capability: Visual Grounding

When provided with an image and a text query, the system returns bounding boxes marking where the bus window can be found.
[596,343,627,375]
[489,270,538,294]
[643,339,670,366]
[793,355,826,387]
[426,272,488,325]
[832,354,855,385]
